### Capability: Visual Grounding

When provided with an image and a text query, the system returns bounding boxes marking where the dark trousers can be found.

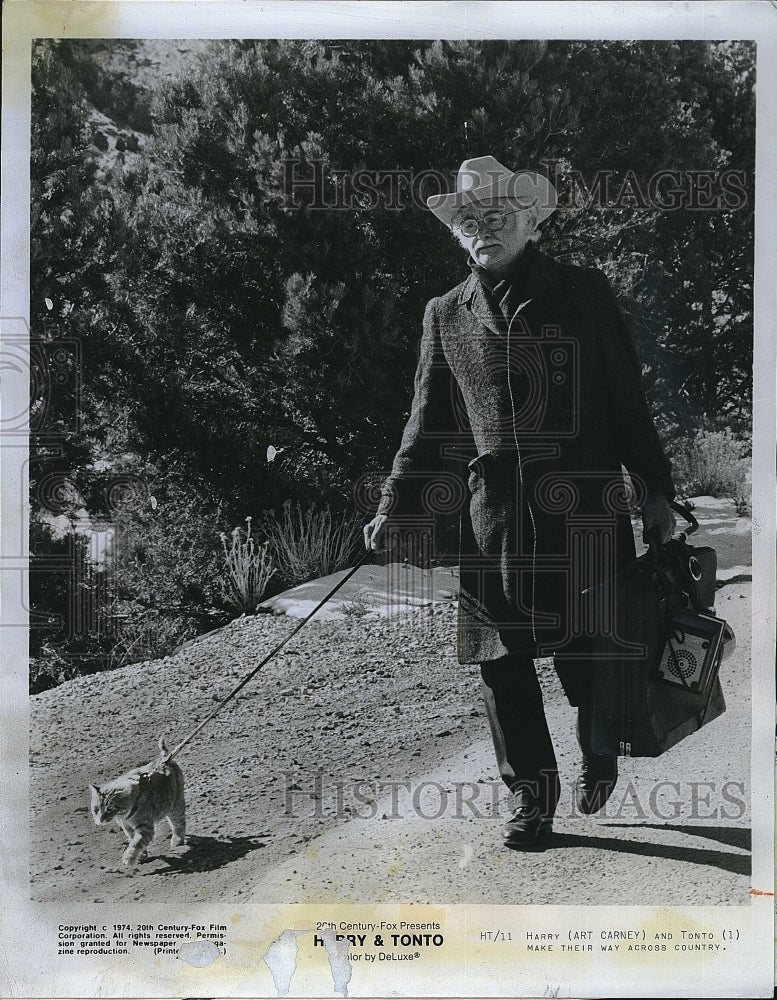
[480,654,562,818]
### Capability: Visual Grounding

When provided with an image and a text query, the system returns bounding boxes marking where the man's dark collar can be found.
[467,240,537,291]
[457,243,562,306]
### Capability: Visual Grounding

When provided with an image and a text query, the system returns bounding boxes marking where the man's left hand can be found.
[641,492,676,545]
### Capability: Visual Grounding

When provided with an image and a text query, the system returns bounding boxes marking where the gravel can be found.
[30,527,753,906]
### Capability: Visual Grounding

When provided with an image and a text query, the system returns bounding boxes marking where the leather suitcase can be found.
[585,505,729,758]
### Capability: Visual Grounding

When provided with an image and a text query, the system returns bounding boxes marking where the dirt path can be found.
[248,610,752,906]
[29,502,752,905]
[30,600,482,904]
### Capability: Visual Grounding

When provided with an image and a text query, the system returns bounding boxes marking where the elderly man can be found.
[364,156,676,849]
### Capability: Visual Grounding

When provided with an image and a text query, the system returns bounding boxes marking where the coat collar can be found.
[456,246,563,334]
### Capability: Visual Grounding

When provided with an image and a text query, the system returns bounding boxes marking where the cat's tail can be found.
[154,736,173,769]
[155,736,182,771]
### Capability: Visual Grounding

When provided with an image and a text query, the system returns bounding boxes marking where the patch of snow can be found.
[686,495,736,508]
[717,565,752,581]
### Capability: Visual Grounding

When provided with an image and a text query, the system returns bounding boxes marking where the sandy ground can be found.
[29,499,753,905]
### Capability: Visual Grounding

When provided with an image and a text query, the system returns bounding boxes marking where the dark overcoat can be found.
[376,245,675,699]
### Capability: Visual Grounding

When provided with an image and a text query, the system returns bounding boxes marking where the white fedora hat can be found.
[427,155,557,227]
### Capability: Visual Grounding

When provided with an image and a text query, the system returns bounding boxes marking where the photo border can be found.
[2,2,774,997]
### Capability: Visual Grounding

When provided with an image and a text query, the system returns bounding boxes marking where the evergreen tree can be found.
[29,38,755,680]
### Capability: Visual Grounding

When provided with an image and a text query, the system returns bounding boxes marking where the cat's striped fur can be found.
[89,737,185,871]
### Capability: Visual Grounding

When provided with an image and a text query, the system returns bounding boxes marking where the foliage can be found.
[148,38,753,459]
[28,514,118,693]
[28,38,755,684]
[101,601,208,672]
[258,502,363,586]
[31,37,755,501]
[29,472,234,688]
[49,39,155,132]
[340,590,377,618]
[670,429,751,509]
[219,517,277,611]
[100,475,231,667]
[109,475,227,610]
[30,40,109,511]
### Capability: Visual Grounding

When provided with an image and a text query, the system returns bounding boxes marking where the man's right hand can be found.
[363,513,389,552]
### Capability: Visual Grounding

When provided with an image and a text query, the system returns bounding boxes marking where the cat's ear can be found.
[127,773,142,785]
[89,784,100,794]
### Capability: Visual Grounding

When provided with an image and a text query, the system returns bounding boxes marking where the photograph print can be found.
[25,34,758,916]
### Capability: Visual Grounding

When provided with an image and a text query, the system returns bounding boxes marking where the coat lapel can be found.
[469,281,507,336]
[457,247,556,335]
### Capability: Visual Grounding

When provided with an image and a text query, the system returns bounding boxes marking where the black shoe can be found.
[575,752,618,814]
[502,797,553,849]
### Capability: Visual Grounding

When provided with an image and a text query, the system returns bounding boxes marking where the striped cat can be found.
[89,737,186,871]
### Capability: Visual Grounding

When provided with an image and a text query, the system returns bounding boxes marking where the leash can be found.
[160,548,373,765]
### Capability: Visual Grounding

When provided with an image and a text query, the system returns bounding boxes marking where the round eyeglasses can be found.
[454,210,522,238]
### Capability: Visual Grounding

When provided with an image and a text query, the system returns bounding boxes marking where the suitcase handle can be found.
[670,499,699,536]
[645,500,699,560]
